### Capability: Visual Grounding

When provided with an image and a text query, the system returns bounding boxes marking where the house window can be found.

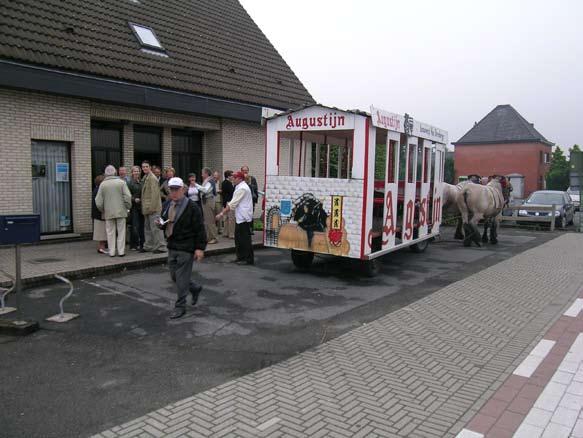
[130,23,164,51]
[544,152,550,164]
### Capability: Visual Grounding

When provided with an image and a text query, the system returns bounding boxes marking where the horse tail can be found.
[463,190,471,216]
[456,187,471,224]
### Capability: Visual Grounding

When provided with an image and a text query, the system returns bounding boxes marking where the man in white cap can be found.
[216,171,254,265]
[158,177,207,319]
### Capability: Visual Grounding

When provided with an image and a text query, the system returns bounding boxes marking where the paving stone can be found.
[92,234,583,438]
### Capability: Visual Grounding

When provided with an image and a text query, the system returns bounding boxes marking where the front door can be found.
[32,141,72,234]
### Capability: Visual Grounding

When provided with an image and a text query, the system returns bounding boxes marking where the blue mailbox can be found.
[0,215,41,245]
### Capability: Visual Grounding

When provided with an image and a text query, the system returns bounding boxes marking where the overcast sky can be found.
[239,0,582,150]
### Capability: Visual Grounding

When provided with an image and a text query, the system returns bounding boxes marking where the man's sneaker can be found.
[169,308,186,319]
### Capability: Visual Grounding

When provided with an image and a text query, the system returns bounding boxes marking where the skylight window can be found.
[129,23,163,50]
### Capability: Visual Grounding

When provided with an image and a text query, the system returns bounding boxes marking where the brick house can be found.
[0,0,314,236]
[453,105,553,197]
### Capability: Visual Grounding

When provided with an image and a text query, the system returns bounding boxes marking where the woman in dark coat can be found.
[127,165,145,250]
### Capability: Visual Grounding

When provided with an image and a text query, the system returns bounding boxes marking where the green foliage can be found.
[374,143,387,180]
[546,146,570,190]
[253,218,263,231]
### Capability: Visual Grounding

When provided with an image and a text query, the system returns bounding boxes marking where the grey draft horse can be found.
[456,176,505,247]
[442,179,481,240]
[442,182,466,240]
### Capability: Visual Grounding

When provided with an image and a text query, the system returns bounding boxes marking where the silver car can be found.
[518,190,575,229]
[567,186,580,211]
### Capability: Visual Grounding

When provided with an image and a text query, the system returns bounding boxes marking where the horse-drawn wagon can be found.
[263,105,448,275]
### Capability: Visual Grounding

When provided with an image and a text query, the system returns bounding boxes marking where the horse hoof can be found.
[490,239,498,245]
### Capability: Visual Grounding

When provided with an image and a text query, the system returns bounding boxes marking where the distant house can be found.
[453,105,553,198]
[0,0,314,235]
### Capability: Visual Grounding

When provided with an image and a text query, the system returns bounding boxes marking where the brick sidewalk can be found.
[457,291,583,438]
[0,234,262,288]
[92,233,583,438]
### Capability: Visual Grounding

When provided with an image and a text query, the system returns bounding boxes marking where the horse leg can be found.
[490,217,499,244]
[482,219,489,243]
[455,217,464,240]
[471,214,483,247]
[463,224,473,247]
[456,191,472,246]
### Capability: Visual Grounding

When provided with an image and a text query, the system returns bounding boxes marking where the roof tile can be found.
[454,104,552,145]
[0,0,314,109]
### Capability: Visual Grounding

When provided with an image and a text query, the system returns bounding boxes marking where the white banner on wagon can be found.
[371,105,448,145]
[370,106,405,133]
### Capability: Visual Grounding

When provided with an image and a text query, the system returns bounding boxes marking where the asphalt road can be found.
[0,226,559,438]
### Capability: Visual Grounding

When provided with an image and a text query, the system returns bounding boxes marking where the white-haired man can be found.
[96,165,132,257]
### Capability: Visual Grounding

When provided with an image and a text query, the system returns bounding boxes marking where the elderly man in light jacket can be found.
[96,165,132,257]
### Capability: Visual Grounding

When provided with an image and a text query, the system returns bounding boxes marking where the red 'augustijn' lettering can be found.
[419,198,427,227]
[404,200,414,240]
[286,113,345,130]
[382,191,395,245]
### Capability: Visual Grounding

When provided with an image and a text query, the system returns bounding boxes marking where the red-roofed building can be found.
[453,105,553,198]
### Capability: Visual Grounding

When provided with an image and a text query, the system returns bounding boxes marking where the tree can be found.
[546,146,570,190]
[444,150,455,184]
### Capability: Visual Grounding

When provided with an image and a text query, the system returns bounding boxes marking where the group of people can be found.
[92,162,259,319]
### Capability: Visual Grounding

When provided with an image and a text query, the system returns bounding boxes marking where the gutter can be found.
[0,59,265,123]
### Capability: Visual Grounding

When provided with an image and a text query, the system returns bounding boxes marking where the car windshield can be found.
[526,193,564,205]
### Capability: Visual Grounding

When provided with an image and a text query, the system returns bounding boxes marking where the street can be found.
[0,226,558,438]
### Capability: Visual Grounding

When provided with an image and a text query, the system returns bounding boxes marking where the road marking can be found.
[564,298,583,317]
[82,280,168,309]
[455,429,484,438]
[514,339,556,377]
[256,417,280,431]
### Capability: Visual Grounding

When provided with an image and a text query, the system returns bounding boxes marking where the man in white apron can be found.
[216,171,254,265]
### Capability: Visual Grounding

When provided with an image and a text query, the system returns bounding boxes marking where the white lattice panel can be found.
[265,176,364,259]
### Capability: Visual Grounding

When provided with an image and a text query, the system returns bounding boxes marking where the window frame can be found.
[129,22,165,52]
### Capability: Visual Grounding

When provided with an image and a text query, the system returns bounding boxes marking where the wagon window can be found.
[416,144,423,183]
[340,144,350,179]
[319,144,329,177]
[387,140,397,184]
[399,140,408,181]
[424,146,432,183]
[407,143,416,183]
[375,141,386,181]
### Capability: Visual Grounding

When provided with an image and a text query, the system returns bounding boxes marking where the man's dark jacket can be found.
[161,197,207,253]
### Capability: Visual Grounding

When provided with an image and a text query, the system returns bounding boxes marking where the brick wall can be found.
[454,142,552,197]
[222,120,265,191]
[0,88,92,232]
[0,88,266,232]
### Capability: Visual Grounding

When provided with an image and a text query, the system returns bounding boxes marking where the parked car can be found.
[567,186,580,211]
[518,190,575,229]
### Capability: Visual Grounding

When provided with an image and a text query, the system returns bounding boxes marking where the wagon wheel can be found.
[291,250,314,271]
[361,259,380,278]
[410,238,430,253]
